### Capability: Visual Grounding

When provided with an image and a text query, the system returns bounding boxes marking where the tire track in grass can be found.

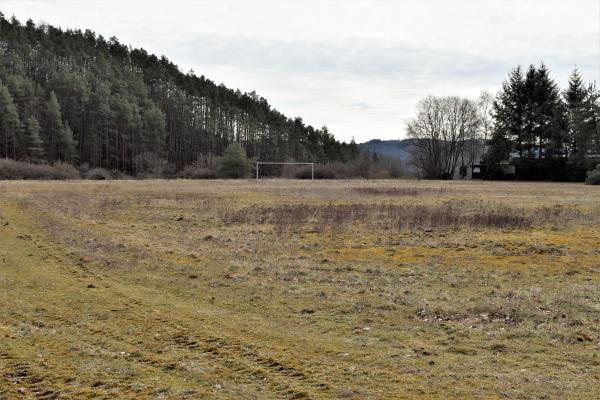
[0,351,60,399]
[169,329,323,399]
[2,201,323,399]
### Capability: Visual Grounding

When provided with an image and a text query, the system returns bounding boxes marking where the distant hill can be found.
[358,139,416,161]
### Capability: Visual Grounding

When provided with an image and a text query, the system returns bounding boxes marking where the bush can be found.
[50,162,81,179]
[85,168,112,180]
[585,165,600,185]
[218,143,252,178]
[293,164,336,179]
[110,169,133,180]
[134,152,170,178]
[0,158,80,180]
[180,163,217,179]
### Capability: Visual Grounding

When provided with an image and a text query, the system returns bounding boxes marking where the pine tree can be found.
[564,69,590,158]
[587,83,600,156]
[490,64,567,162]
[60,121,78,163]
[522,65,538,157]
[48,71,90,159]
[532,64,566,158]
[41,92,65,161]
[0,81,21,160]
[24,116,45,161]
[348,138,360,160]
[489,66,525,161]
[6,75,36,119]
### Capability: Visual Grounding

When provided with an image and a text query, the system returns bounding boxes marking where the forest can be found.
[0,13,359,176]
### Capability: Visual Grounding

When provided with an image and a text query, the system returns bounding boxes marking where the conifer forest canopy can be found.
[0,14,359,174]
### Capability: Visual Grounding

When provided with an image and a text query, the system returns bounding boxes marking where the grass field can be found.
[0,179,599,399]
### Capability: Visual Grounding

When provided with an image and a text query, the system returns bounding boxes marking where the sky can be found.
[2,0,599,142]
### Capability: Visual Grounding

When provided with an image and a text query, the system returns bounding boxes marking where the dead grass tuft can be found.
[352,187,451,196]
[220,202,580,231]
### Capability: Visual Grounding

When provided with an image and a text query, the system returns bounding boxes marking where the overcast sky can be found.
[3,1,599,142]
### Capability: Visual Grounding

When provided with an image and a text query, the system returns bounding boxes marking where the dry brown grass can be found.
[219,201,581,231]
[352,187,449,196]
[0,179,599,399]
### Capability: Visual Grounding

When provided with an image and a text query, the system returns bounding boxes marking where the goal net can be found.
[255,162,314,180]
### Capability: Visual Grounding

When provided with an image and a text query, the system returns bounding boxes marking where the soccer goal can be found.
[255,162,314,181]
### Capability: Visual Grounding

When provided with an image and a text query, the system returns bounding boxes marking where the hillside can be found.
[0,13,357,174]
[358,139,416,161]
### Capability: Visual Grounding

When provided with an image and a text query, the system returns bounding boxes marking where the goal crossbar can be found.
[255,162,314,181]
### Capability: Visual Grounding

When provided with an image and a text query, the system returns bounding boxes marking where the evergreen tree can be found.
[490,64,566,161]
[48,71,90,158]
[531,64,566,158]
[564,69,588,157]
[60,121,78,163]
[42,91,66,161]
[6,75,36,120]
[522,65,538,157]
[348,138,360,160]
[484,131,511,169]
[218,142,252,178]
[587,83,600,156]
[142,103,166,155]
[0,81,20,159]
[24,116,45,161]
[489,66,525,161]
[564,69,597,160]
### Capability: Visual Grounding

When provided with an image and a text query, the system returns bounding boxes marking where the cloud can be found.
[352,102,372,111]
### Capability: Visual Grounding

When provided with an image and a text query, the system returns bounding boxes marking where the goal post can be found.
[255,162,314,181]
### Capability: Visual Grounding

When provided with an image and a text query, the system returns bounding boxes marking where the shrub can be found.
[293,164,336,179]
[85,168,112,180]
[134,152,169,178]
[585,165,600,185]
[0,158,79,180]
[218,143,252,178]
[51,162,81,179]
[180,164,217,179]
[110,169,132,180]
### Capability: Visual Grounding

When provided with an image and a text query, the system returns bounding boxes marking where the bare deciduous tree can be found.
[467,90,495,165]
[407,96,480,179]
[478,90,495,143]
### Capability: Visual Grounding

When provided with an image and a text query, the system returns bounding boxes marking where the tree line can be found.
[488,65,599,165]
[407,64,600,180]
[0,13,358,175]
